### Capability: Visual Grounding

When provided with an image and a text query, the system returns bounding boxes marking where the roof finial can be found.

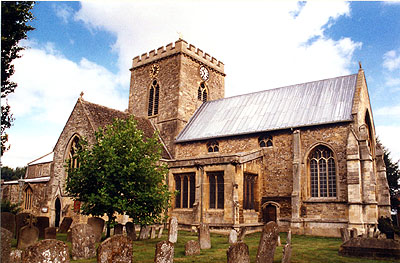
[177,31,183,40]
[358,61,362,69]
[80,91,84,99]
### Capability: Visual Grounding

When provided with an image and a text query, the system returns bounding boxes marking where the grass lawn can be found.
[13,231,398,263]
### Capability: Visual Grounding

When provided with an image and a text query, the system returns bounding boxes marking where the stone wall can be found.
[26,162,52,179]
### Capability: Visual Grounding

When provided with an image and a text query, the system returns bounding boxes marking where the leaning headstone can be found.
[125,222,136,241]
[139,225,151,240]
[44,227,57,239]
[97,234,133,263]
[198,223,211,249]
[150,225,156,239]
[1,212,16,237]
[58,217,73,233]
[229,229,238,244]
[71,224,96,260]
[87,217,104,242]
[1,228,12,263]
[185,240,200,256]
[35,216,49,239]
[227,242,250,263]
[256,221,279,263]
[168,217,178,243]
[10,249,22,263]
[114,223,123,235]
[21,239,70,263]
[17,224,39,249]
[154,240,174,263]
[15,213,30,238]
[281,243,292,263]
[340,228,350,242]
[277,235,281,246]
[238,226,247,241]
[158,225,164,238]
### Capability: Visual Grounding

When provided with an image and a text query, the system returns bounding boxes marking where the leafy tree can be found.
[66,117,172,237]
[0,199,22,214]
[1,166,27,181]
[382,145,400,212]
[1,1,35,155]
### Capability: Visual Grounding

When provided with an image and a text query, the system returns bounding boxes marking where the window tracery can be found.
[259,135,273,147]
[208,172,224,209]
[174,173,195,209]
[207,140,219,152]
[148,79,160,116]
[24,186,33,210]
[198,82,208,103]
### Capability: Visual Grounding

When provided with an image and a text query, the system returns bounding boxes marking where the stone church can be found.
[1,39,391,237]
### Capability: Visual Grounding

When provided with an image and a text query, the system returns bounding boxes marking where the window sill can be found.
[173,208,194,211]
[304,198,345,203]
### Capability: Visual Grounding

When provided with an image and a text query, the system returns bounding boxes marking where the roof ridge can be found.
[80,99,128,115]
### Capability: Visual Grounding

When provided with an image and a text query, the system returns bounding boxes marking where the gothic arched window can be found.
[198,82,208,103]
[24,186,33,210]
[174,173,195,209]
[68,136,80,170]
[259,135,273,148]
[208,172,224,209]
[148,79,160,116]
[308,145,337,198]
[207,140,219,152]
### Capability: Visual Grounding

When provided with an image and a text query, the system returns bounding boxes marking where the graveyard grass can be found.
[27,231,397,263]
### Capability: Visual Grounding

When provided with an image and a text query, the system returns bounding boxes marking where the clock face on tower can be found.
[149,64,160,78]
[199,65,209,81]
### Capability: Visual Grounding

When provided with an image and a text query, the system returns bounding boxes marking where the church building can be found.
[1,39,391,237]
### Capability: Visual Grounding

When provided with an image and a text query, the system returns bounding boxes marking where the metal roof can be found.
[2,177,51,185]
[176,74,358,142]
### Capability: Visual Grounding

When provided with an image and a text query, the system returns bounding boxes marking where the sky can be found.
[2,1,400,168]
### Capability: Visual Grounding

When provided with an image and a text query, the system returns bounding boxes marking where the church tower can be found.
[128,39,225,157]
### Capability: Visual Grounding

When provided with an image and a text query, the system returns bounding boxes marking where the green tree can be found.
[1,166,27,181]
[65,117,172,237]
[382,145,400,212]
[1,1,35,155]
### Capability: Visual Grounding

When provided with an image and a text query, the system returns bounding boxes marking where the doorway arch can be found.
[262,201,280,223]
[55,197,61,227]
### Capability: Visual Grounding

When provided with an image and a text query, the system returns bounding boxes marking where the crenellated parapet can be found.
[131,39,224,73]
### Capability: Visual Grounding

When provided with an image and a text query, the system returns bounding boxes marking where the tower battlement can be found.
[131,39,224,73]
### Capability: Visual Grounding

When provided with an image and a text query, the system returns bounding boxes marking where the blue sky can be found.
[2,1,400,168]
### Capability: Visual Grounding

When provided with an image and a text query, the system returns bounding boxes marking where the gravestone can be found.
[67,230,72,242]
[10,249,22,263]
[150,225,156,239]
[35,216,49,239]
[97,234,133,263]
[114,223,123,235]
[340,228,350,242]
[227,242,250,263]
[238,226,247,241]
[286,230,292,244]
[44,227,57,239]
[125,222,136,240]
[87,217,104,242]
[17,224,39,249]
[58,217,73,233]
[229,229,238,244]
[21,239,70,263]
[139,225,151,240]
[1,228,12,263]
[198,223,211,249]
[339,237,400,259]
[15,213,30,238]
[71,224,96,260]
[185,240,200,256]
[158,225,164,238]
[256,221,279,263]
[1,212,16,237]
[277,235,281,246]
[168,217,178,243]
[281,243,292,263]
[154,240,174,263]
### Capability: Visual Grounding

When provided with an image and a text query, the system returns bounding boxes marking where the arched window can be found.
[207,140,219,152]
[243,173,257,210]
[208,172,224,209]
[365,111,374,156]
[148,79,160,116]
[308,145,337,198]
[259,135,273,147]
[174,173,195,209]
[24,186,33,210]
[68,136,80,170]
[198,82,208,103]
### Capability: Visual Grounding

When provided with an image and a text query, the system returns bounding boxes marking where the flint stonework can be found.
[227,242,250,263]
[71,224,96,260]
[97,234,133,263]
[17,224,39,250]
[168,217,178,243]
[21,239,70,263]
[58,217,73,233]
[44,227,57,239]
[185,240,200,256]
[1,212,16,237]
[87,217,104,242]
[256,221,279,263]
[1,228,12,263]
[198,223,211,249]
[154,240,174,263]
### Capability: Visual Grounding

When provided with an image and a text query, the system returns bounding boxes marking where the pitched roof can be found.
[176,74,358,142]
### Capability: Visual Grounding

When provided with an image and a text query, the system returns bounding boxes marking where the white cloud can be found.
[376,125,400,163]
[383,50,400,71]
[53,3,74,24]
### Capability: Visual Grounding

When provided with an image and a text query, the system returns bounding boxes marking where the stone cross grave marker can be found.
[154,240,174,263]
[17,214,39,250]
[87,217,105,242]
[1,228,12,263]
[44,227,57,239]
[114,223,123,235]
[125,222,136,241]
[97,234,133,263]
[58,217,73,233]
[168,217,178,243]
[185,240,200,256]
[1,212,16,237]
[227,242,250,263]
[71,223,96,260]
[21,239,70,263]
[198,223,211,249]
[229,229,238,244]
[35,216,49,239]
[256,221,279,263]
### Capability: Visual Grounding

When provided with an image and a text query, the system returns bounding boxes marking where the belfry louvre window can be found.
[309,145,337,198]
[208,172,224,209]
[198,82,208,103]
[174,173,195,208]
[24,186,33,210]
[148,79,160,116]
[243,173,257,209]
